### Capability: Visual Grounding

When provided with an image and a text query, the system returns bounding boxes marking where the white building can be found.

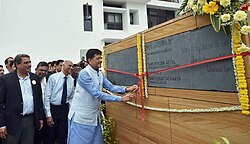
[0,0,181,70]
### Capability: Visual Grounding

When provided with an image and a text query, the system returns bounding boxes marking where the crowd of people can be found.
[0,49,138,144]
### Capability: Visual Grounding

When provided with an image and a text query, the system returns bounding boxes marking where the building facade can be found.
[0,0,181,68]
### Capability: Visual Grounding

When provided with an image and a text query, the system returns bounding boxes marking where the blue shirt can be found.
[44,72,74,117]
[18,74,34,115]
[78,68,125,102]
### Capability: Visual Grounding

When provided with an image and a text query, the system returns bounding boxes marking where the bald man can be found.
[44,60,74,144]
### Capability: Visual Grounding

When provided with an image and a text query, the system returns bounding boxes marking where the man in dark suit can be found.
[0,54,44,144]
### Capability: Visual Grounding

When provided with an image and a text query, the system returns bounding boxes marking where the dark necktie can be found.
[61,76,67,105]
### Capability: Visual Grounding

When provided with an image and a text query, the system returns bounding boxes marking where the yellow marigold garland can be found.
[102,48,107,76]
[137,34,145,97]
[233,23,249,115]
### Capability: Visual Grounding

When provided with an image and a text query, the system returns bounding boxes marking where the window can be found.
[147,8,175,28]
[83,4,92,31]
[129,10,139,25]
[130,13,134,24]
[104,12,123,30]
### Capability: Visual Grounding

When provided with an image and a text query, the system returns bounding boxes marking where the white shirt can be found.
[18,74,34,115]
[44,72,74,117]
[40,77,47,101]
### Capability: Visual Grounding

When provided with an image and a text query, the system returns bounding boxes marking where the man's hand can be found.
[0,127,7,139]
[39,120,44,130]
[121,93,135,103]
[46,117,54,127]
[126,85,139,93]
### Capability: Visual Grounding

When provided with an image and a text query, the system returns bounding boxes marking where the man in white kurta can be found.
[67,49,138,144]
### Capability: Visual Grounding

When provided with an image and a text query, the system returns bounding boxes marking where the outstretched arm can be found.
[78,71,129,102]
[102,73,126,94]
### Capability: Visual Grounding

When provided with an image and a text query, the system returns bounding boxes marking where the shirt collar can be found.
[87,65,100,74]
[18,73,30,80]
[59,71,68,78]
[41,77,46,83]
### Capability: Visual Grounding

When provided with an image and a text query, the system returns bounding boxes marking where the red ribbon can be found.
[138,75,145,121]
[146,52,250,75]
[104,52,250,121]
[103,68,135,76]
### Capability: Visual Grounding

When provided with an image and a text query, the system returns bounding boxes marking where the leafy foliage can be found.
[100,104,119,144]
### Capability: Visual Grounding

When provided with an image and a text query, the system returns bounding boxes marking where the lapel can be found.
[29,73,37,106]
[29,73,36,98]
[13,71,22,100]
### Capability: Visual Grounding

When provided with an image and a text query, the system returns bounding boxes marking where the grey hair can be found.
[13,54,30,65]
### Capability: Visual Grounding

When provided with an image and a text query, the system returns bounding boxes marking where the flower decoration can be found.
[192,5,199,12]
[241,3,249,11]
[221,14,231,22]
[107,91,242,113]
[231,23,249,115]
[238,43,250,52]
[198,0,206,5]
[203,1,219,15]
[240,25,250,34]
[233,10,247,21]
[178,0,249,33]
[220,0,231,8]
